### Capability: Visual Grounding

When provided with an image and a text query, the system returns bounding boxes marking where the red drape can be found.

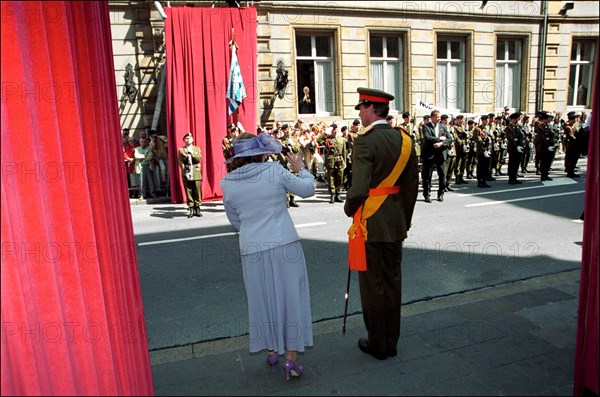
[1,1,153,395]
[164,6,257,203]
[573,39,599,396]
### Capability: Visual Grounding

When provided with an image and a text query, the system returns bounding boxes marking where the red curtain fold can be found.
[164,6,257,203]
[573,39,599,396]
[1,1,153,395]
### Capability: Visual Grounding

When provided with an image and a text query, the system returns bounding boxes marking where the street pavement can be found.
[132,156,587,395]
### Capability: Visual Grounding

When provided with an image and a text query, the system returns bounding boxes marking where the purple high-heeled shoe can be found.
[266,353,278,370]
[283,359,303,381]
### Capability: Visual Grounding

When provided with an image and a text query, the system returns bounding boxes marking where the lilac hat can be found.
[226,132,282,164]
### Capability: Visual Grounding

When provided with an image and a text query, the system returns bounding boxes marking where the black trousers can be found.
[359,241,403,355]
[421,157,446,197]
[507,150,522,180]
[477,154,491,182]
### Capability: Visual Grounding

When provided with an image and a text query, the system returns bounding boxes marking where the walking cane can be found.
[342,268,351,334]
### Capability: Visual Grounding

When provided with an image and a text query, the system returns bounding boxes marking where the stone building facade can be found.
[109,1,599,133]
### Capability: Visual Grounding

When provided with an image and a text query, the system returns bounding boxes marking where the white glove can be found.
[529,143,534,149]
[548,146,555,152]
[517,146,523,153]
[493,143,499,151]
[187,147,193,154]
[473,147,477,153]
[484,150,490,158]
[463,145,469,152]
[501,144,507,149]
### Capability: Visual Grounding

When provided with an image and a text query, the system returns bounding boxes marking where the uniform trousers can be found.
[183,179,202,207]
[507,150,522,181]
[359,241,403,355]
[445,155,456,186]
[476,154,491,182]
[326,165,344,194]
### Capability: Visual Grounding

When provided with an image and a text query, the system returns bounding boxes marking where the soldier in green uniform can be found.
[317,124,347,203]
[344,87,418,360]
[490,115,504,176]
[440,114,456,191]
[465,119,478,180]
[178,132,203,217]
[520,115,534,173]
[452,115,469,184]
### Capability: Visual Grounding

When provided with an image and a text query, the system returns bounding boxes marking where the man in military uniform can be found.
[222,123,239,162]
[505,112,525,184]
[475,115,493,188]
[452,115,468,185]
[318,124,347,203]
[520,115,534,173]
[345,119,360,190]
[178,132,203,217]
[563,112,581,178]
[344,87,418,361]
[465,119,478,180]
[440,114,456,191]
[534,111,556,181]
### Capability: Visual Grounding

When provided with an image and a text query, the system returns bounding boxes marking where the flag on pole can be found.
[227,40,246,116]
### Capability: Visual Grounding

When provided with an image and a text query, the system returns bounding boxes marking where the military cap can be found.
[423,114,431,119]
[467,119,475,124]
[281,124,289,129]
[330,123,338,129]
[567,111,576,118]
[480,114,489,120]
[440,114,449,120]
[182,132,193,140]
[352,119,361,125]
[488,113,495,117]
[509,111,522,120]
[402,111,410,118]
[122,127,130,132]
[341,125,348,132]
[386,115,394,121]
[495,115,503,120]
[455,114,464,119]
[228,122,236,128]
[354,87,394,110]
[537,110,551,120]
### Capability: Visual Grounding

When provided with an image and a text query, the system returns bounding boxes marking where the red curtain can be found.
[164,5,257,203]
[573,39,599,396]
[1,2,153,395]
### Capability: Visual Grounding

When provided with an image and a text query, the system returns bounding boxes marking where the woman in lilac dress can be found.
[220,132,314,381]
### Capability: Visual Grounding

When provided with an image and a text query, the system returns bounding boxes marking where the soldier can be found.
[440,114,456,191]
[344,87,418,361]
[475,115,493,188]
[505,112,525,184]
[534,111,556,181]
[490,115,503,176]
[465,119,478,180]
[520,115,534,173]
[222,123,239,162]
[178,132,203,217]
[452,115,469,185]
[318,124,347,203]
[287,128,303,207]
[345,119,361,189]
[564,113,581,178]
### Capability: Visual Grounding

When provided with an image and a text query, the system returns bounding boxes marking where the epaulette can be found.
[356,125,374,136]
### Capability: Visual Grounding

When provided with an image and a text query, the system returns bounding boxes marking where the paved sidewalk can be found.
[150,270,579,396]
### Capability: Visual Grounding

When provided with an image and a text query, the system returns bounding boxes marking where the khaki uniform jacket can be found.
[178,145,202,181]
[344,123,419,242]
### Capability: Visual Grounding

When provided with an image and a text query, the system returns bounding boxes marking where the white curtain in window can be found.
[386,62,400,110]
[510,63,521,108]
[370,62,384,91]
[436,63,447,108]
[495,65,505,109]
[316,61,335,113]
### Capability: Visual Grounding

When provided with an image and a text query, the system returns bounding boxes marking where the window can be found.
[296,34,335,115]
[568,40,595,107]
[436,38,465,111]
[369,35,403,112]
[495,39,522,111]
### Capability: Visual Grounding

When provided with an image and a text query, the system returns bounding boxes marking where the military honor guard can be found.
[318,124,347,203]
[505,112,526,184]
[178,132,203,217]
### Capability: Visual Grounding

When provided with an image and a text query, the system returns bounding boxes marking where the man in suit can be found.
[420,110,453,202]
[344,87,418,361]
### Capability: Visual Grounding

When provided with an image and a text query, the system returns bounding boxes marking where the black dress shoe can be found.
[437,195,444,202]
[541,176,553,181]
[486,177,496,181]
[387,348,398,358]
[289,199,300,207]
[187,207,194,218]
[358,338,387,360]
[567,173,580,178]
[334,194,344,203]
[424,196,432,203]
[446,185,454,191]
[194,206,203,217]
